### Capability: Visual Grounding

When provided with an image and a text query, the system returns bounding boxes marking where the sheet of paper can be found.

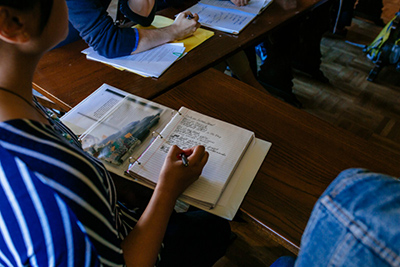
[135,15,215,53]
[207,138,272,220]
[186,3,256,34]
[83,43,185,78]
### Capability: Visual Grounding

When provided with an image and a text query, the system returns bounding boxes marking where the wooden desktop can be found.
[151,68,400,254]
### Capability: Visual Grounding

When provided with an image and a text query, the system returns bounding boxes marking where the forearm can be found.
[133,27,177,54]
[121,145,208,266]
[121,188,176,267]
[133,12,200,54]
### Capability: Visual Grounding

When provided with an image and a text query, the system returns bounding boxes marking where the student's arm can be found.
[66,0,199,58]
[121,145,209,267]
[133,11,200,54]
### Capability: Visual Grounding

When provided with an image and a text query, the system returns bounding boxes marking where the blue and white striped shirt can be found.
[0,119,138,267]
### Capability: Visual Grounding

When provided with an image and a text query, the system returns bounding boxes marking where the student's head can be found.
[0,0,68,53]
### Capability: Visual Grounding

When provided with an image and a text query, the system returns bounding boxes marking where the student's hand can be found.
[156,145,209,200]
[231,0,249,6]
[169,11,200,40]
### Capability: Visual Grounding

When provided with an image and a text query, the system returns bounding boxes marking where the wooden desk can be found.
[33,0,330,108]
[151,68,400,254]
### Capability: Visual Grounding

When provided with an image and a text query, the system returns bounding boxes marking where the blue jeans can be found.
[271,168,400,267]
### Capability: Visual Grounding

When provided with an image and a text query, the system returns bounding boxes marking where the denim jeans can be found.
[271,168,400,267]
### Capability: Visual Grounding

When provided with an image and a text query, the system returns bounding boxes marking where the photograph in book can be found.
[61,85,175,169]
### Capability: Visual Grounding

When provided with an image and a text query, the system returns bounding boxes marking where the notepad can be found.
[186,0,273,34]
[61,84,272,219]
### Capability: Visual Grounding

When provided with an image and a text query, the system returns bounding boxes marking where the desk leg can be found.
[291,3,331,84]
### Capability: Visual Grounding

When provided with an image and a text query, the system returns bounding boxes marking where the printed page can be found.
[83,43,185,78]
[186,3,256,34]
[199,0,269,15]
[129,106,254,207]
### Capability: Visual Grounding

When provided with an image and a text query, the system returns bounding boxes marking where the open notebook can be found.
[61,84,272,219]
[127,106,254,209]
[186,0,273,34]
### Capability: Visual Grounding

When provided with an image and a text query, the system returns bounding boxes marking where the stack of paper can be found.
[83,43,185,78]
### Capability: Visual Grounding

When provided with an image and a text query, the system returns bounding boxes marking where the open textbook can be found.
[186,0,273,34]
[61,84,272,220]
[82,16,214,78]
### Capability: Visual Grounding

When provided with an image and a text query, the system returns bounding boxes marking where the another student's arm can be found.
[133,11,200,54]
[121,145,209,267]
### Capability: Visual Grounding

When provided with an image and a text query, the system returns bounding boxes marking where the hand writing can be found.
[156,145,209,200]
[170,11,201,40]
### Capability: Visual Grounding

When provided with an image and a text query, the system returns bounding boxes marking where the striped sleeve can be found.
[0,156,101,267]
[0,119,127,266]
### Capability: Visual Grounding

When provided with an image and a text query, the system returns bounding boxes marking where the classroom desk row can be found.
[33,0,330,109]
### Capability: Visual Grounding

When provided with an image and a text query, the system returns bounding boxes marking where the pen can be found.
[187,14,195,19]
[180,153,189,167]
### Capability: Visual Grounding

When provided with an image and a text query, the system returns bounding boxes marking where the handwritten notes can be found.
[185,0,272,34]
[129,106,254,208]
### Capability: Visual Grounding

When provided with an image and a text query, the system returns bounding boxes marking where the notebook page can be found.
[130,107,254,207]
[186,3,255,34]
[199,0,268,15]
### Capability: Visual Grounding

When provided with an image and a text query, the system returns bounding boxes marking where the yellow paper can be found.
[135,15,214,53]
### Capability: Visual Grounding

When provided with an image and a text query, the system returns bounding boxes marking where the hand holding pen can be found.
[172,11,200,40]
[157,145,209,200]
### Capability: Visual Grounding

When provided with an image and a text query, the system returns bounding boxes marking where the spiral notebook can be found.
[61,84,272,219]
[126,106,254,209]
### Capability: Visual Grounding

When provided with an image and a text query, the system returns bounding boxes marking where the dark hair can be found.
[0,0,37,10]
[0,0,53,32]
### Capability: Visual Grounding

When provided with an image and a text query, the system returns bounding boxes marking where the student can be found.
[63,0,201,57]
[270,168,400,267]
[0,0,231,266]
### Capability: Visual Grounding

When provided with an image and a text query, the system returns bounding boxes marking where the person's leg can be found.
[225,51,267,92]
[159,210,231,267]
